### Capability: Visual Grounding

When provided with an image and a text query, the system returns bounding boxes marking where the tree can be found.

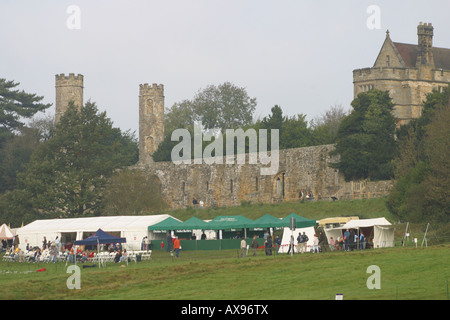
[388,88,450,223]
[102,169,167,215]
[330,89,397,181]
[11,102,138,218]
[191,82,257,132]
[0,78,51,144]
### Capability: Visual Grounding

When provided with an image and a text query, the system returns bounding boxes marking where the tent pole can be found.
[421,223,430,248]
[403,222,409,247]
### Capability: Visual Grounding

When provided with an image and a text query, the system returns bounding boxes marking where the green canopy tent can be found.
[207,215,254,230]
[147,217,184,232]
[206,215,254,239]
[247,214,284,229]
[181,217,211,231]
[280,213,317,228]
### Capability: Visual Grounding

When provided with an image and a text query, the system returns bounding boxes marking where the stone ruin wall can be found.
[134,144,393,209]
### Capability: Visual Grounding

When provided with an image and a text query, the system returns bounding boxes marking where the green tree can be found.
[388,88,450,223]
[330,89,397,181]
[10,102,138,218]
[191,82,257,132]
[0,78,51,144]
[102,169,167,215]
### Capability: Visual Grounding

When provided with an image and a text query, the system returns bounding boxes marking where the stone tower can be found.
[139,83,165,163]
[55,73,84,123]
[416,22,434,66]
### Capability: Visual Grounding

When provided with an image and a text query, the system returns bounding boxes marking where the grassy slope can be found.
[0,245,449,300]
[166,197,395,222]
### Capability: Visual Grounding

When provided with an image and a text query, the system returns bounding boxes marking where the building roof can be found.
[393,42,450,69]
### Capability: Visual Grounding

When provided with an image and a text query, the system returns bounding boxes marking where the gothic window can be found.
[386,55,390,67]
[230,179,233,194]
[255,177,259,192]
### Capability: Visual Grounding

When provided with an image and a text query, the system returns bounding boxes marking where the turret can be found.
[55,73,84,123]
[139,83,165,163]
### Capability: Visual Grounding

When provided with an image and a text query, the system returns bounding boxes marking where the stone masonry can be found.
[353,23,450,126]
[55,73,84,123]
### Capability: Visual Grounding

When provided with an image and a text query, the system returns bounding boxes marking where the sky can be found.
[1,0,449,135]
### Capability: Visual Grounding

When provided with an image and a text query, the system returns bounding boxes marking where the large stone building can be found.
[353,22,450,125]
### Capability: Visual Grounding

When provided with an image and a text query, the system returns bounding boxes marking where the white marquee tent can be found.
[16,215,178,251]
[324,217,395,249]
[279,226,316,253]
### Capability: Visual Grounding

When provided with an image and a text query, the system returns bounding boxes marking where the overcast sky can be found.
[1,0,449,135]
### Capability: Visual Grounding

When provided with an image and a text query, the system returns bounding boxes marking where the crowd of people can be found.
[2,235,131,264]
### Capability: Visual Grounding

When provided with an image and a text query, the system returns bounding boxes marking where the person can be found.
[251,235,258,256]
[50,245,58,263]
[287,235,295,255]
[119,250,128,263]
[313,234,319,253]
[160,241,164,251]
[349,229,355,251]
[240,237,247,258]
[201,232,207,240]
[301,232,309,253]
[265,236,273,256]
[296,233,302,253]
[114,250,122,263]
[343,229,350,251]
[192,198,198,208]
[199,200,204,209]
[319,231,327,253]
[144,236,150,251]
[55,236,60,252]
[166,233,173,252]
[173,236,181,258]
[360,231,366,250]
[329,237,335,251]
[274,235,281,255]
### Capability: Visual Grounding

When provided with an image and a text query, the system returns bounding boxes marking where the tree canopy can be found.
[1,102,138,220]
[0,78,51,144]
[330,89,397,181]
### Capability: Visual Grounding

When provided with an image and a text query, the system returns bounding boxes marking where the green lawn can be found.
[1,244,449,300]
[1,197,448,300]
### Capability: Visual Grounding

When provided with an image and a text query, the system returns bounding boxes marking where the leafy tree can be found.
[10,102,138,218]
[191,82,257,132]
[330,89,397,181]
[0,78,51,144]
[102,169,167,215]
[388,87,450,223]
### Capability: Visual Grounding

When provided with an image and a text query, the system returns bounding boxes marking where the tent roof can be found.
[248,214,283,228]
[147,217,184,231]
[279,213,317,228]
[207,215,254,230]
[180,217,210,230]
[18,215,175,234]
[74,229,126,245]
[338,218,392,229]
[0,223,14,240]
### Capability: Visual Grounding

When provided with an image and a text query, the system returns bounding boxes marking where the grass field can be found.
[1,197,448,301]
[1,244,449,300]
